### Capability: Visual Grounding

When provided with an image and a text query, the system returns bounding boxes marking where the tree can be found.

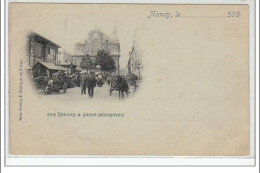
[96,50,116,72]
[80,54,94,70]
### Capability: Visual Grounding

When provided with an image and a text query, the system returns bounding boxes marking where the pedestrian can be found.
[87,73,97,99]
[76,74,80,87]
[80,72,87,95]
[106,75,111,86]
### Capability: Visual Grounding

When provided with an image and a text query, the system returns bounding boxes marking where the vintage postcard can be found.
[8,2,252,157]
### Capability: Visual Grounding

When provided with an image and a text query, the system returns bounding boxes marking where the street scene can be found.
[39,82,140,102]
[27,30,143,100]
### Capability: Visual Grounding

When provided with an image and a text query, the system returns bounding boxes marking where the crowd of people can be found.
[78,72,114,98]
[33,69,139,98]
[78,72,138,99]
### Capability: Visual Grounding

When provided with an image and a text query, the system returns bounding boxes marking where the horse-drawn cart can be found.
[33,72,68,94]
[109,75,129,99]
[109,76,119,96]
[45,72,68,94]
[109,74,139,97]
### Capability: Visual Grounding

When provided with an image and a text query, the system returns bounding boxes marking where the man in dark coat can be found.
[80,73,87,94]
[87,73,97,98]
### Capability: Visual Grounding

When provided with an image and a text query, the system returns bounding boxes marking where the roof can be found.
[59,63,77,67]
[57,66,67,71]
[72,55,84,58]
[75,42,86,45]
[28,32,61,48]
[58,62,71,65]
[33,62,66,71]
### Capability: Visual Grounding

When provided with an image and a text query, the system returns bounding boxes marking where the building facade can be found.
[72,55,83,67]
[57,49,73,65]
[127,43,143,79]
[74,30,120,74]
[27,32,60,67]
[56,49,78,74]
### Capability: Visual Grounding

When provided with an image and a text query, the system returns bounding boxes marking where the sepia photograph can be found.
[6,2,255,165]
[27,29,142,100]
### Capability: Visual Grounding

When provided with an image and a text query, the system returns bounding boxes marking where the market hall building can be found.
[27,32,60,67]
[73,30,120,74]
[26,32,66,77]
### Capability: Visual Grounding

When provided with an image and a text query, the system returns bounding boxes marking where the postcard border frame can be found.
[3,0,257,166]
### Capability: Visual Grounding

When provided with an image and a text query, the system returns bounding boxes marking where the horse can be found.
[116,75,129,100]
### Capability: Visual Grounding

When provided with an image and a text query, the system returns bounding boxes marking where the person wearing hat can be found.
[80,72,87,95]
[87,73,97,99]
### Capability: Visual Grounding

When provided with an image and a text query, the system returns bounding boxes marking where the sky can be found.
[36,13,138,69]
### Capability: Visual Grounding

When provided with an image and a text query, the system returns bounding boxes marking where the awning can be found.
[57,66,67,71]
[33,62,66,71]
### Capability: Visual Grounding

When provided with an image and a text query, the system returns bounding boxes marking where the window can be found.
[48,47,50,54]
[34,42,44,59]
